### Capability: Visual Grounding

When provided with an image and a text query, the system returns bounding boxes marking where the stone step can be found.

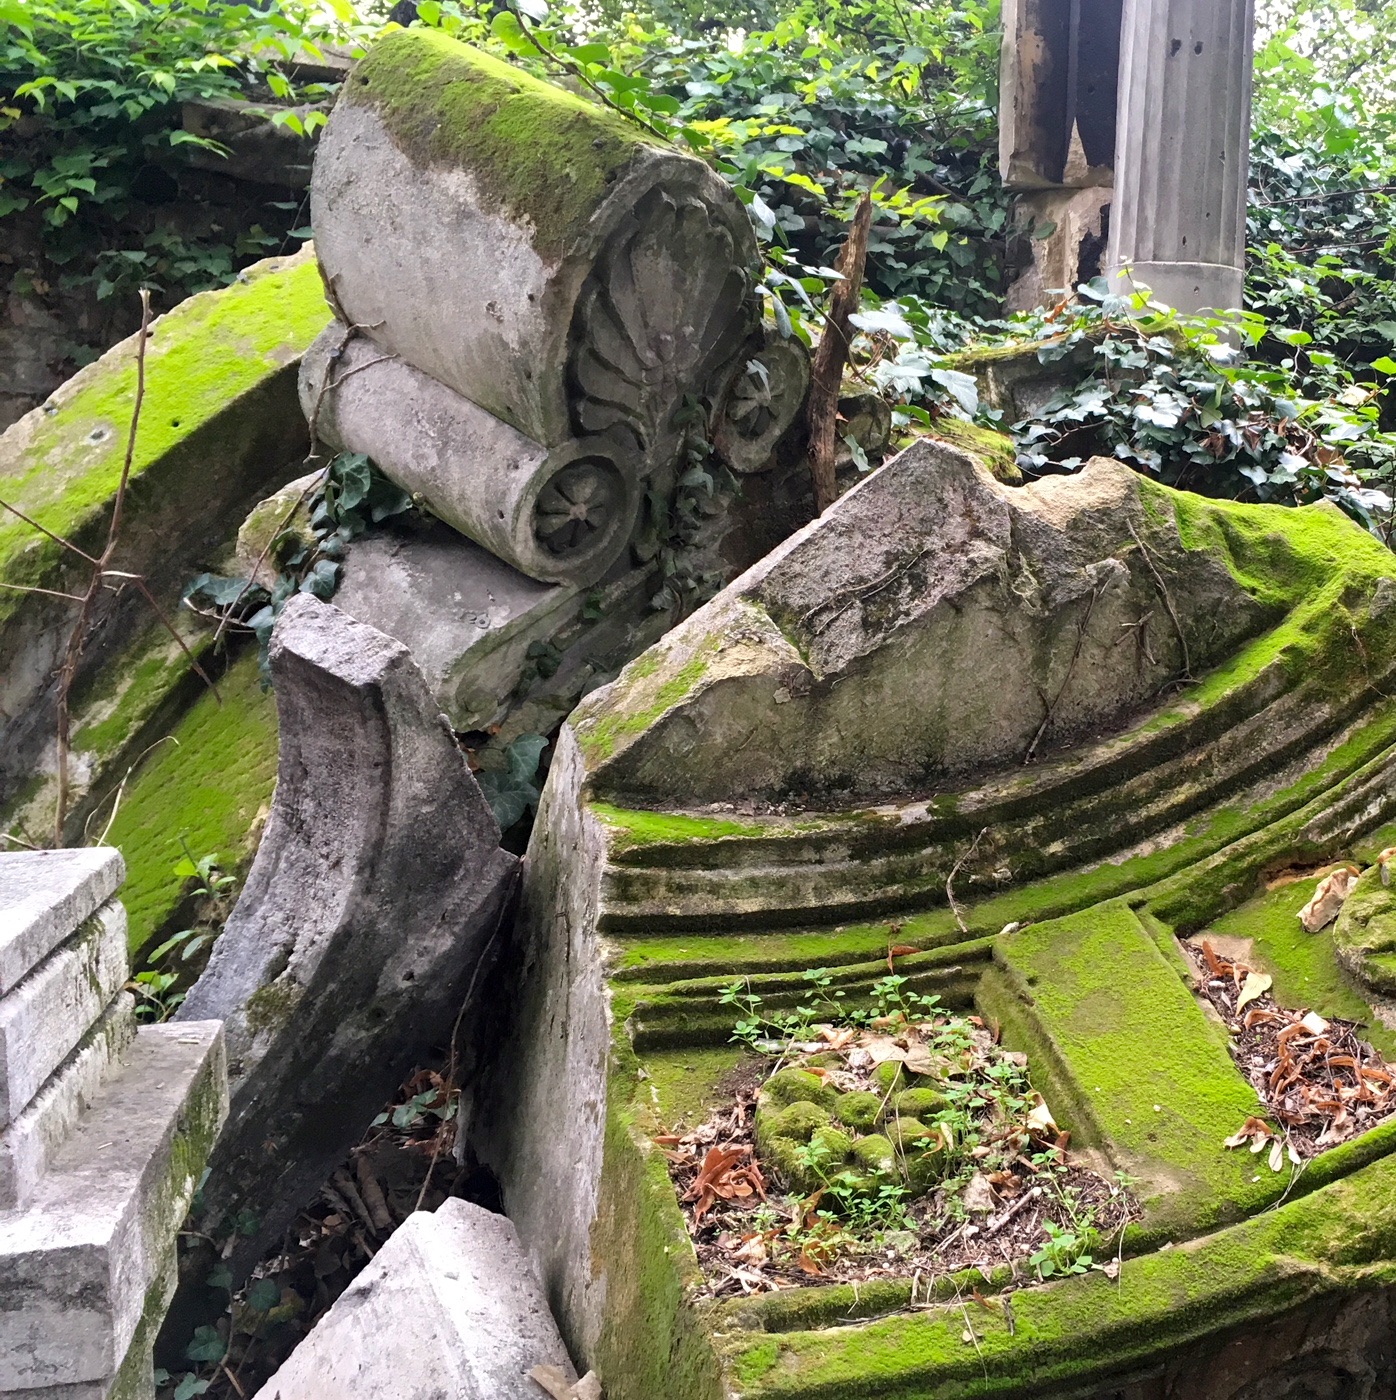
[0,900,128,1131]
[0,1021,226,1394]
[0,849,123,995]
[0,993,136,1212]
[253,1198,576,1400]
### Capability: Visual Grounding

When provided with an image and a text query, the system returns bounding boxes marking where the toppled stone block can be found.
[302,30,803,587]
[0,1023,225,1393]
[0,846,122,993]
[252,1200,575,1400]
[478,430,1396,1399]
[573,443,1270,805]
[178,594,518,1269]
[0,898,128,1129]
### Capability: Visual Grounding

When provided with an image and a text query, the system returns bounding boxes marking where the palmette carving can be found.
[567,187,756,463]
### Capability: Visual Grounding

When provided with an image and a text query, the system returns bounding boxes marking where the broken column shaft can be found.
[1105,0,1255,312]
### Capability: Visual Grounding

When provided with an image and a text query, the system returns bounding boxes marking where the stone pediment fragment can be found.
[302,30,803,587]
[573,442,1294,805]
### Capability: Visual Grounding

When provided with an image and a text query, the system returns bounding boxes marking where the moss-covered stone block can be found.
[0,248,328,810]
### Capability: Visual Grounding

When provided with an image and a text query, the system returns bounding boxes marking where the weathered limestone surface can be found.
[0,899,128,1129]
[477,433,1396,1400]
[178,595,517,1271]
[1105,0,1255,311]
[999,0,1120,190]
[0,849,227,1398]
[312,31,755,453]
[300,329,640,585]
[252,1200,577,1400]
[0,846,122,992]
[574,443,1270,805]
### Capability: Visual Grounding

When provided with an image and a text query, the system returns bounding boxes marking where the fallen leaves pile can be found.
[658,1017,1133,1297]
[1189,939,1396,1159]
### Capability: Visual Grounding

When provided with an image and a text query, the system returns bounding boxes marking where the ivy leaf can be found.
[185,1325,226,1364]
[245,1278,280,1313]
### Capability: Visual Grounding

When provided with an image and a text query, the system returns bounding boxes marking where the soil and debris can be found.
[1186,937,1396,1159]
[659,989,1135,1298]
[157,1067,500,1400]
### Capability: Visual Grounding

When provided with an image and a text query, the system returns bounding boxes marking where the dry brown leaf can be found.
[1025,1098,1058,1136]
[1299,866,1359,933]
[1379,847,1396,886]
[887,943,919,972]
[1223,1116,1274,1150]
[1267,1137,1285,1172]
[1235,971,1273,1012]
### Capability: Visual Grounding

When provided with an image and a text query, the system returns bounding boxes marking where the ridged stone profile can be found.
[1105,0,1255,312]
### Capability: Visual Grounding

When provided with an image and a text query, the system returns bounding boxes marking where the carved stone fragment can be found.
[302,31,794,585]
[177,594,517,1271]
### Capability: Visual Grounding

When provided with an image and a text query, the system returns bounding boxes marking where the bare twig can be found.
[0,499,100,564]
[1126,520,1191,680]
[1024,579,1106,766]
[806,194,873,513]
[946,827,987,934]
[984,1184,1042,1236]
[53,291,153,841]
[414,869,519,1213]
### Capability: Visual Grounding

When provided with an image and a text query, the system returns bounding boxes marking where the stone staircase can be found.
[0,848,227,1398]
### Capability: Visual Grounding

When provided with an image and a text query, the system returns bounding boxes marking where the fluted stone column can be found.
[1106,0,1254,312]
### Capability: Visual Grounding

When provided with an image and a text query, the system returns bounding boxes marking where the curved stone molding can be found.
[178,594,517,1270]
[571,444,1296,807]
[301,332,640,585]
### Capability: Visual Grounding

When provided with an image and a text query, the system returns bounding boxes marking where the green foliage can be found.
[183,450,413,676]
[474,732,550,830]
[129,846,239,1020]
[983,282,1396,530]
[0,0,364,312]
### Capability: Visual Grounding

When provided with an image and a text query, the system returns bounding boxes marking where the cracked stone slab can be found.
[0,1021,226,1392]
[253,1199,575,1400]
[0,848,124,995]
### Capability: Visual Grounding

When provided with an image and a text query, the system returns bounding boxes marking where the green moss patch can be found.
[722,1146,1396,1398]
[991,903,1271,1238]
[344,30,664,263]
[0,250,328,629]
[102,648,278,954]
[924,419,1023,483]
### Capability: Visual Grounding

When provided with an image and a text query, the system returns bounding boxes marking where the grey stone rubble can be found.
[252,1199,578,1400]
[0,847,226,1399]
[574,441,1268,806]
[177,594,518,1274]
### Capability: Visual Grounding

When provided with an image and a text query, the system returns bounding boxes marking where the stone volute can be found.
[302,30,804,586]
